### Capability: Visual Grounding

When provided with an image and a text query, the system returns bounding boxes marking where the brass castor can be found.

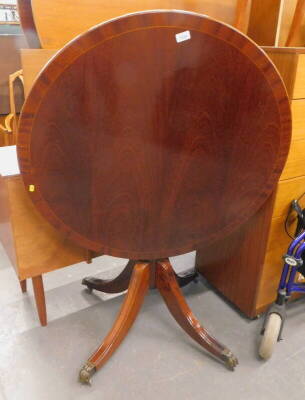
[79,361,96,384]
[221,349,239,371]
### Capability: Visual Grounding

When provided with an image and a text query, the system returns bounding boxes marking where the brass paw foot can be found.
[79,361,96,384]
[221,349,239,371]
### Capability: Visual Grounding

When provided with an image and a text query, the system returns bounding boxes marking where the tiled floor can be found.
[1,243,305,400]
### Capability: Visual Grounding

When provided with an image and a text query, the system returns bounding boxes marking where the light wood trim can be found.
[286,0,305,46]
[31,0,240,49]
[293,54,305,99]
[0,175,17,269]
[264,50,298,99]
[233,0,251,32]
[280,138,305,180]
[247,0,283,46]
[291,99,305,141]
[279,0,299,46]
[20,49,57,97]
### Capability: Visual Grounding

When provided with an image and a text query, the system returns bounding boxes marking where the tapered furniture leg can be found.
[82,260,136,294]
[79,262,150,384]
[156,259,238,370]
[32,275,47,327]
[19,279,27,293]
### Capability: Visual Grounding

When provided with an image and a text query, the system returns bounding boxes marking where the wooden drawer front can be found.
[280,138,305,180]
[273,175,305,218]
[293,55,305,99]
[292,99,305,141]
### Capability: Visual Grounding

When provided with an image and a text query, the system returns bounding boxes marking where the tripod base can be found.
[79,259,238,384]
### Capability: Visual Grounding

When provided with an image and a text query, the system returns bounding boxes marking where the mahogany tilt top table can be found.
[17,10,291,383]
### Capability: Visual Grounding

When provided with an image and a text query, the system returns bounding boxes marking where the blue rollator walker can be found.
[259,199,305,359]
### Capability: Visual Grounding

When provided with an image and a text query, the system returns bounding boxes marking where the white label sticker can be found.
[175,30,191,43]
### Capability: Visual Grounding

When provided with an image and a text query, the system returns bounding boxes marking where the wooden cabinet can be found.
[197,47,305,318]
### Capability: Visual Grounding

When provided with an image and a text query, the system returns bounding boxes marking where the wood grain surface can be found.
[20,49,57,97]
[17,11,291,259]
[30,0,242,49]
[17,0,41,48]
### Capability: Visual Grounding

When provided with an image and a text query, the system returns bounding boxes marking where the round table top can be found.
[17,10,291,260]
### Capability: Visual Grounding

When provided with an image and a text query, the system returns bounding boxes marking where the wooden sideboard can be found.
[196,47,305,318]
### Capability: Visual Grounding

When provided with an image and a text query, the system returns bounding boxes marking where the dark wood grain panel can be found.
[196,191,276,318]
[17,11,291,259]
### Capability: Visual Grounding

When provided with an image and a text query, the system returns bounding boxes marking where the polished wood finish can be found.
[196,191,276,318]
[0,175,17,268]
[17,0,41,48]
[156,259,237,366]
[32,275,47,326]
[263,49,298,99]
[278,0,299,46]
[80,262,150,382]
[291,100,305,142]
[286,0,305,46]
[247,0,283,45]
[80,259,237,383]
[197,47,305,317]
[82,259,198,293]
[233,0,251,32]
[19,279,27,293]
[246,0,305,47]
[292,55,305,99]
[82,260,136,294]
[17,11,291,261]
[20,49,57,97]
[31,0,242,49]
[281,138,305,180]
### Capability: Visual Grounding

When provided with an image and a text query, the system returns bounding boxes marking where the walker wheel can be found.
[259,313,282,360]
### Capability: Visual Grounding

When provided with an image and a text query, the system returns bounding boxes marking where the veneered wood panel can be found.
[31,0,241,49]
[247,0,283,45]
[17,11,291,260]
[264,49,298,99]
[279,0,305,46]
[7,175,86,280]
[196,192,276,318]
[291,99,305,141]
[280,138,305,180]
[0,175,17,269]
[233,0,251,32]
[20,49,57,97]
[293,55,305,98]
